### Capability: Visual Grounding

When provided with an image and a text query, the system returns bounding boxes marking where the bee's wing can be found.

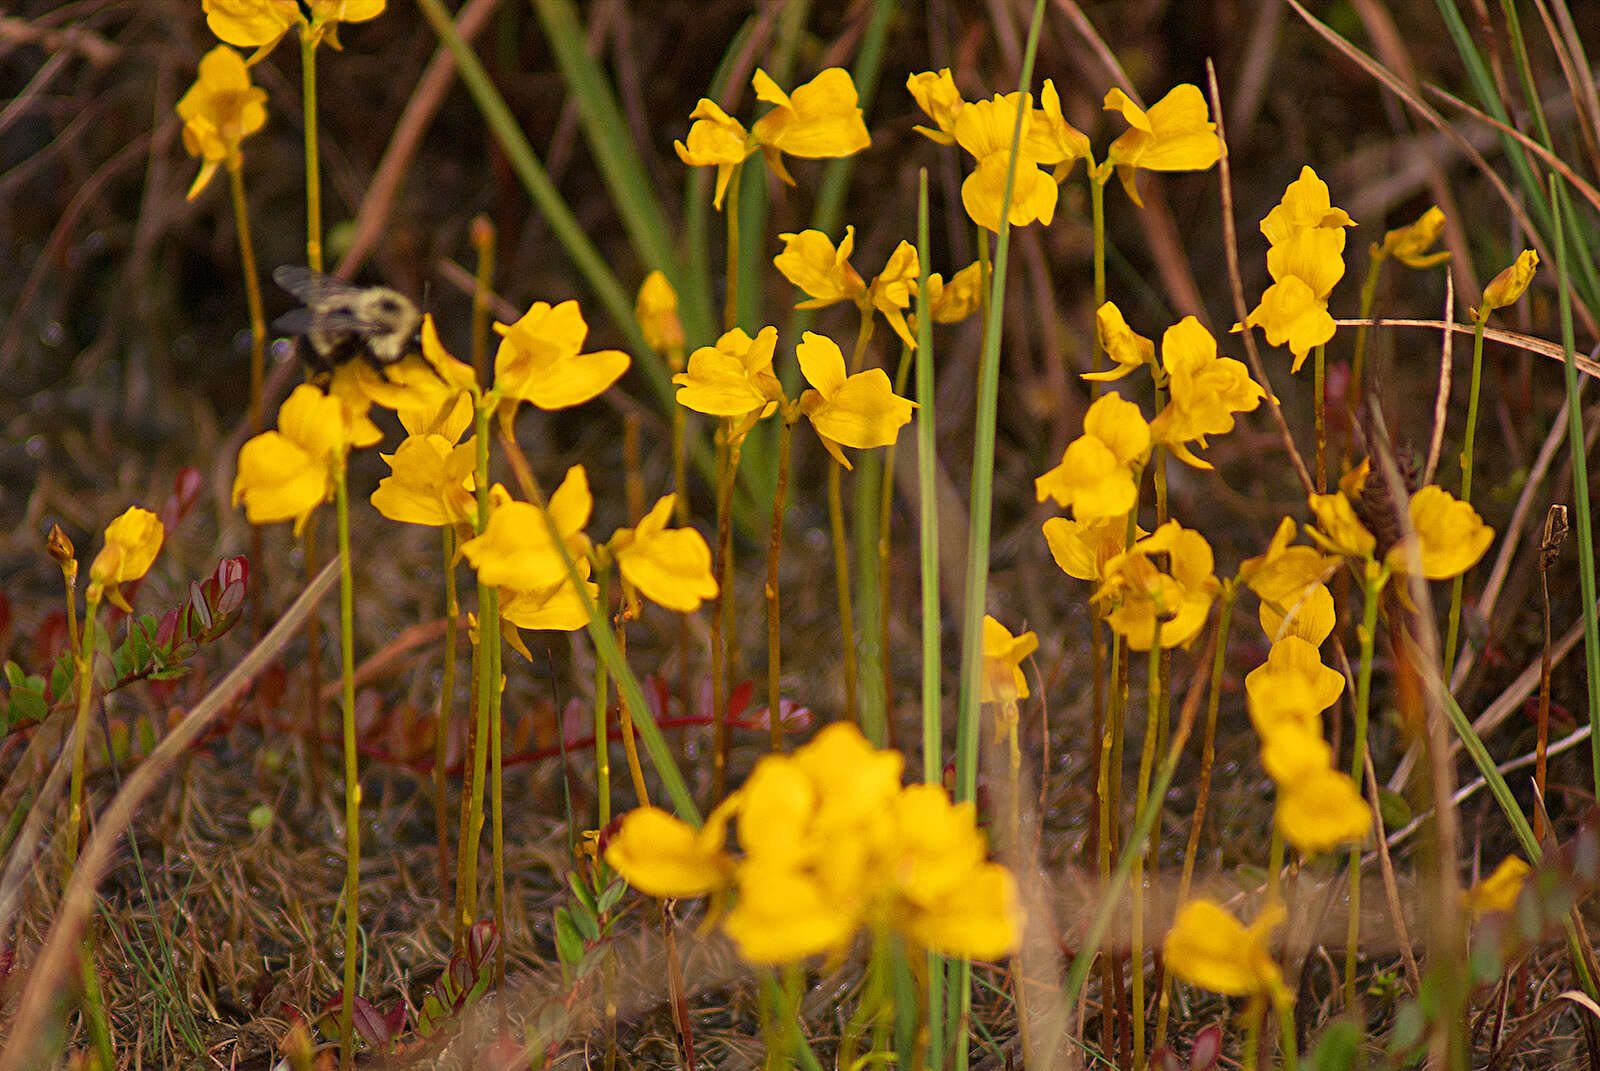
[270,307,375,337]
[272,265,366,303]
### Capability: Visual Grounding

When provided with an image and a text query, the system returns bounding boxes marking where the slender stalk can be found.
[469,215,495,384]
[458,402,497,937]
[1350,250,1384,435]
[434,526,458,908]
[1536,506,1565,841]
[1344,562,1384,1016]
[713,431,741,800]
[615,620,650,806]
[879,341,915,741]
[1242,997,1263,1071]
[299,28,322,273]
[593,567,613,831]
[333,461,360,1071]
[67,599,97,867]
[487,579,505,983]
[1313,343,1327,493]
[829,460,859,726]
[1443,319,1488,680]
[723,163,743,333]
[227,156,266,438]
[914,169,944,1071]
[766,416,794,752]
[1130,618,1164,1071]
[1089,166,1106,387]
[710,430,729,799]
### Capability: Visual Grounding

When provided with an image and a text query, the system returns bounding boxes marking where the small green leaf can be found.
[1377,787,1411,830]
[596,876,626,914]
[1311,1020,1359,1071]
[567,870,597,914]
[554,907,584,968]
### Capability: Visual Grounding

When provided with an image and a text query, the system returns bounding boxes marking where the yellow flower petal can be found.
[1103,84,1221,205]
[493,300,629,410]
[907,69,964,145]
[981,615,1038,704]
[1386,484,1493,580]
[86,507,165,610]
[1275,767,1370,855]
[1259,166,1356,245]
[674,326,783,420]
[797,332,916,459]
[774,227,865,308]
[635,270,685,357]
[1164,899,1287,1000]
[611,495,719,613]
[1380,206,1449,269]
[1480,249,1538,314]
[750,67,870,160]
[1466,856,1530,920]
[1243,276,1337,371]
[605,805,734,898]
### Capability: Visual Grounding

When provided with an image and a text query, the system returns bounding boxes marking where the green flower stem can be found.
[333,461,360,1071]
[1344,561,1384,1016]
[828,459,859,728]
[487,578,506,982]
[1089,166,1106,388]
[1549,179,1600,804]
[1350,251,1384,430]
[298,28,322,273]
[470,215,495,384]
[1313,343,1327,493]
[67,595,97,869]
[1130,617,1165,1071]
[723,163,743,333]
[712,429,741,801]
[1276,991,1299,1071]
[458,401,496,942]
[226,156,266,436]
[767,416,794,753]
[593,567,613,832]
[1242,996,1263,1071]
[914,170,945,1071]
[613,618,650,806]
[1443,318,1488,682]
[434,526,458,908]
[877,341,916,742]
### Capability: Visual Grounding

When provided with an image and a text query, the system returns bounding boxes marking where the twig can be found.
[1421,273,1456,486]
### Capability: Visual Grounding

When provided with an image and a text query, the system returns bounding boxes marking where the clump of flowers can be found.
[605,722,1021,964]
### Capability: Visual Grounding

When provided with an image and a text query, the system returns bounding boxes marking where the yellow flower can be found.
[175,46,267,200]
[493,300,629,410]
[1148,317,1264,467]
[723,857,859,964]
[1259,582,1335,646]
[1385,485,1493,580]
[953,93,1057,232]
[1042,515,1142,583]
[1466,856,1530,920]
[1477,249,1539,319]
[1276,767,1370,855]
[907,69,964,145]
[1026,80,1091,177]
[1246,636,1344,725]
[418,314,479,395]
[87,507,165,612]
[981,616,1037,704]
[1258,723,1333,786]
[751,67,871,183]
[1164,899,1290,1003]
[635,270,685,358]
[609,494,719,613]
[869,241,920,350]
[1241,275,1337,372]
[923,262,984,324]
[674,98,756,210]
[370,432,476,528]
[499,572,594,635]
[793,722,905,838]
[1101,84,1221,207]
[673,326,784,440]
[1097,520,1219,650]
[1266,227,1348,299]
[1034,392,1151,521]
[1259,166,1356,245]
[233,384,350,535]
[1239,517,1335,605]
[897,858,1020,961]
[1082,301,1155,383]
[1378,206,1449,269]
[459,467,592,594]
[774,227,867,308]
[604,802,736,898]
[1306,491,1376,560]
[203,0,384,52]
[797,332,916,469]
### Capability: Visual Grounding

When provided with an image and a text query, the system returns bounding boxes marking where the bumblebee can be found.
[272,266,422,376]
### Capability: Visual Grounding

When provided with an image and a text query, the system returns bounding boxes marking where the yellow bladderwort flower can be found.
[492,300,629,411]
[203,0,384,52]
[233,383,372,535]
[87,507,165,612]
[750,67,871,185]
[604,799,738,898]
[1096,520,1220,651]
[921,262,984,324]
[1101,84,1221,206]
[1241,275,1336,371]
[775,227,867,308]
[459,467,592,594]
[1466,856,1530,920]
[608,494,719,613]
[1148,317,1265,468]
[176,45,267,199]
[1042,515,1145,583]
[369,392,476,528]
[1306,491,1376,560]
[1027,80,1092,179]
[1258,722,1334,786]
[797,331,916,469]
[868,241,921,350]
[953,92,1058,232]
[981,616,1037,705]
[1240,516,1334,604]
[675,97,756,210]
[1275,766,1370,854]
[1377,205,1449,269]
[889,785,1020,961]
[673,326,784,443]
[907,68,964,145]
[1260,582,1335,646]
[1246,636,1344,726]
[1082,301,1155,383]
[1475,249,1539,320]
[1035,392,1151,521]
[1385,484,1493,580]
[1164,899,1291,1004]
[1259,166,1356,244]
[635,270,685,359]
